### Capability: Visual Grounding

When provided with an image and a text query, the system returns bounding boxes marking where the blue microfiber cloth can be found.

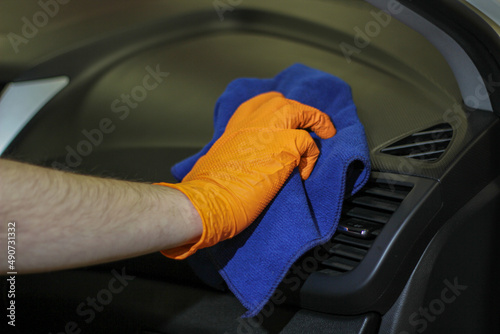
[172,64,370,317]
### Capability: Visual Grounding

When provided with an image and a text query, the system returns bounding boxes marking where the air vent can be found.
[380,123,453,161]
[318,179,413,276]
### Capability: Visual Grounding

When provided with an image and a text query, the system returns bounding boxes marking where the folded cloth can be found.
[172,63,370,317]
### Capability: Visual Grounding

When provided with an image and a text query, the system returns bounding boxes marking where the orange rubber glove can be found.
[155,92,336,259]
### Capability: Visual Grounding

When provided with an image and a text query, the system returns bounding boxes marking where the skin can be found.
[0,159,202,274]
[0,93,335,274]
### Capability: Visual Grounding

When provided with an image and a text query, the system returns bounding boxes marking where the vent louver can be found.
[318,179,413,276]
[380,123,453,161]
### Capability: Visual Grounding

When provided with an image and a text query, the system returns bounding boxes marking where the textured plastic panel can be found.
[2,0,479,181]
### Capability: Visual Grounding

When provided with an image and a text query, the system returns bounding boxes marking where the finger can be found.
[294,130,321,180]
[226,92,285,129]
[281,100,336,139]
[239,91,284,111]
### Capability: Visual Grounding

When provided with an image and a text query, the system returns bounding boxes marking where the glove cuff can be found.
[153,181,238,259]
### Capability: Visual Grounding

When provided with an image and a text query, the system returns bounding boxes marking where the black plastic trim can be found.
[300,117,500,315]
[301,172,441,315]
[379,174,500,333]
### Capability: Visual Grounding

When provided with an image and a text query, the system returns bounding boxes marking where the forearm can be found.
[0,159,202,273]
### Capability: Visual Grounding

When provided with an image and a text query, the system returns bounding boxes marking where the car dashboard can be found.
[1,0,499,333]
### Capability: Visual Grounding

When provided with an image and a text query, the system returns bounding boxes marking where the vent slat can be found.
[381,138,451,153]
[351,196,399,212]
[333,233,373,250]
[322,256,358,272]
[381,123,453,161]
[411,128,453,137]
[329,243,368,261]
[364,187,408,200]
[346,207,391,224]
[405,150,446,159]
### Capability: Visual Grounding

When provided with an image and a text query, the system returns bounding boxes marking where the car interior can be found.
[1,0,499,333]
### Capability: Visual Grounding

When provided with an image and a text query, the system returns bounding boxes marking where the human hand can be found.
[156,92,336,259]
